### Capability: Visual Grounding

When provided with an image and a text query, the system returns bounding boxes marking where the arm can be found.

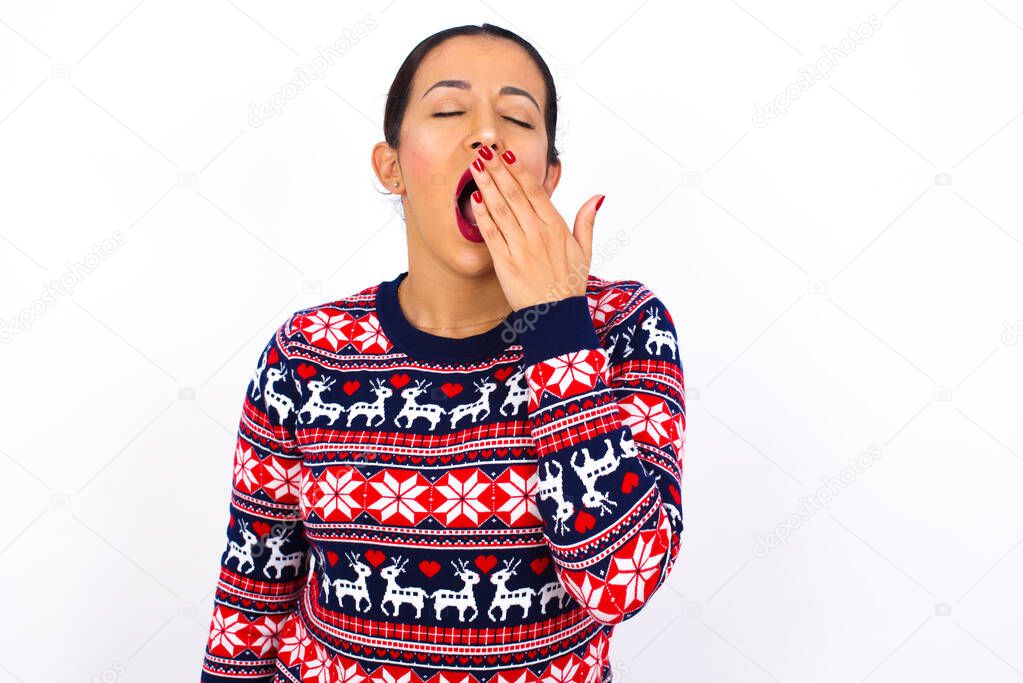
[201,322,310,682]
[517,283,685,625]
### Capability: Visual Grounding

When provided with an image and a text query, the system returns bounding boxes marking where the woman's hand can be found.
[467,146,605,311]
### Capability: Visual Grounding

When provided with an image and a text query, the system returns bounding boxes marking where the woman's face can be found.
[377,34,560,277]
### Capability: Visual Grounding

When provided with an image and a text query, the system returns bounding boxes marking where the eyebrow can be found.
[420,79,540,113]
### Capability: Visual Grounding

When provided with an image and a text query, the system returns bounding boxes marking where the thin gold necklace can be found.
[398,279,511,332]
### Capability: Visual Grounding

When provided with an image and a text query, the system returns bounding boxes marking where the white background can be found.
[2,1,1022,681]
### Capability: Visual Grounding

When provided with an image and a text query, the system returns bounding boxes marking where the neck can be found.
[398,267,512,339]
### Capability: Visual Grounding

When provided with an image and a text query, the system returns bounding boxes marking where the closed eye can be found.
[433,112,534,129]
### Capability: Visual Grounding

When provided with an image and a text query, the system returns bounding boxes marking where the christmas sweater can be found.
[200,270,686,683]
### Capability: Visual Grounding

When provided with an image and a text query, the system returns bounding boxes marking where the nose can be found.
[472,141,500,156]
[466,108,503,158]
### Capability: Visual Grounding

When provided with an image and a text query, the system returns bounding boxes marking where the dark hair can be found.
[383,24,561,168]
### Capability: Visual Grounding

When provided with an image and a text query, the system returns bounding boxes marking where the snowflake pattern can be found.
[232,442,261,494]
[297,308,358,352]
[367,471,430,525]
[617,393,675,449]
[314,467,365,522]
[433,469,492,526]
[207,606,247,657]
[494,466,540,526]
[262,456,302,504]
[351,312,392,354]
[605,528,668,612]
[202,277,683,683]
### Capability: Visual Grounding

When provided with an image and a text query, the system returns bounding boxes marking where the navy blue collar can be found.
[375,271,521,362]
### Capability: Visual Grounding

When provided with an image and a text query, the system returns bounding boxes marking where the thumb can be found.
[573,194,605,264]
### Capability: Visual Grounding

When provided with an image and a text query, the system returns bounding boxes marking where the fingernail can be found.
[478,146,493,160]
[473,158,485,172]
[595,195,606,212]
[501,150,516,164]
[472,190,482,203]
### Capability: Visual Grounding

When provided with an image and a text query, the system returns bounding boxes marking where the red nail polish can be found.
[501,150,516,164]
[478,146,493,160]
[472,190,482,203]
[473,158,484,172]
[595,195,606,212]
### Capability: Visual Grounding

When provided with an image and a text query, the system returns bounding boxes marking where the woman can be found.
[201,23,685,683]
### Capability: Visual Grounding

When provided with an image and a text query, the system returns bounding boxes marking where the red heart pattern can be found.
[204,281,684,683]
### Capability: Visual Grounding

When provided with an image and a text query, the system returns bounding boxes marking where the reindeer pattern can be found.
[276,299,676,437]
[206,278,682,683]
[224,520,307,580]
[307,553,572,624]
[244,290,679,624]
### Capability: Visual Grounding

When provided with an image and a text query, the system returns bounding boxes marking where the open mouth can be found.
[455,167,479,227]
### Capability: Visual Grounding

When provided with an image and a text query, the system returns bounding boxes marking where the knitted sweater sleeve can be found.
[515,284,685,625]
[201,323,310,682]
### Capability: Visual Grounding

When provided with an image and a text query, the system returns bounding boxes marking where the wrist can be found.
[511,295,601,366]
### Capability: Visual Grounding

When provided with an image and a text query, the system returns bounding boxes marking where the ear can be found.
[542,159,562,195]
[372,140,402,191]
